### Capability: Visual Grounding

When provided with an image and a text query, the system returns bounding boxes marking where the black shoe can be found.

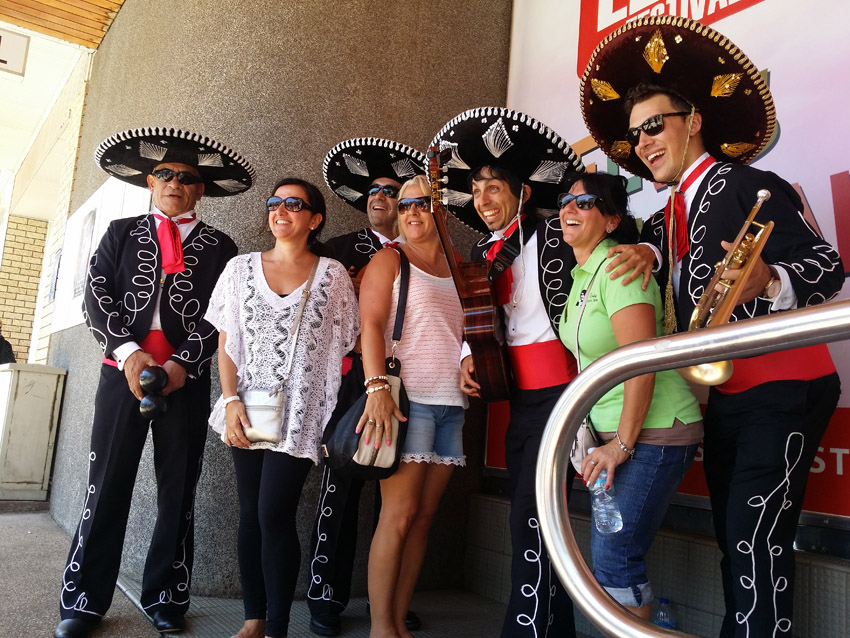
[404,610,422,631]
[309,612,341,636]
[54,617,99,638]
[151,610,186,633]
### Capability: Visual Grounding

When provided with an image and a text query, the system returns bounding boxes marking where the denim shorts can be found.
[400,401,466,466]
[590,442,698,608]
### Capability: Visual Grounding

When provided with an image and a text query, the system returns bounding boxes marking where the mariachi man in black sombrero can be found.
[582,17,843,636]
[307,137,425,637]
[55,128,252,638]
[431,107,654,638]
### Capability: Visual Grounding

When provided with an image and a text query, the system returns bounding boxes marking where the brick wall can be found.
[0,216,48,361]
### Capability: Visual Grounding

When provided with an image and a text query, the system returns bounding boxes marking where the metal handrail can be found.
[536,299,850,638]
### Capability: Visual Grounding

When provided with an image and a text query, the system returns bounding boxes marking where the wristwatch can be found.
[762,266,780,299]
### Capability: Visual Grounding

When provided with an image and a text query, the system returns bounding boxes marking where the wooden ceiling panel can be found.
[0,0,124,49]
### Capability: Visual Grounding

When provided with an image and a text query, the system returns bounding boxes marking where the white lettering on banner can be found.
[690,0,707,19]
[812,448,850,475]
[598,0,627,31]
[709,0,729,13]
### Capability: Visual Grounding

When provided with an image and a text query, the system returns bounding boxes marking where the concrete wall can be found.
[49,0,512,598]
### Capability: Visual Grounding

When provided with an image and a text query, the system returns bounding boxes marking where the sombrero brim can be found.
[323,138,426,212]
[580,16,776,182]
[430,107,584,235]
[95,127,256,197]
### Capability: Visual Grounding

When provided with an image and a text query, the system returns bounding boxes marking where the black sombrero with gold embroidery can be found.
[95,127,256,197]
[323,138,426,213]
[580,16,776,182]
[430,107,584,234]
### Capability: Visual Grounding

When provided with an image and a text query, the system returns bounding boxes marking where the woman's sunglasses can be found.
[367,184,400,198]
[625,111,690,146]
[556,193,602,210]
[151,168,204,185]
[266,196,313,213]
[398,197,431,213]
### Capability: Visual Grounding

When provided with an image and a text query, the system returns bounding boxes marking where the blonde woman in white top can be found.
[358,175,466,638]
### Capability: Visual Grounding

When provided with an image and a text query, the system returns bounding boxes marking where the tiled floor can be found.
[118,575,507,637]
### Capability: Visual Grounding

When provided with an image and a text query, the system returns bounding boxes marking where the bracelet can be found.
[364,375,388,387]
[365,383,391,395]
[615,432,635,459]
[222,395,241,407]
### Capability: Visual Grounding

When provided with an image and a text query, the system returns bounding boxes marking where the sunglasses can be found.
[151,168,204,185]
[398,197,431,213]
[556,193,603,210]
[367,184,400,198]
[625,111,691,146]
[266,196,313,213]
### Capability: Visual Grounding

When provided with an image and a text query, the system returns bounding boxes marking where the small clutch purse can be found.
[240,388,286,443]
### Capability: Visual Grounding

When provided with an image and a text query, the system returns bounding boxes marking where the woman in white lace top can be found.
[205,178,359,638]
[357,175,466,638]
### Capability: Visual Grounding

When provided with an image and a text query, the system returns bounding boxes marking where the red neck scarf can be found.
[154,213,196,274]
[485,215,524,306]
[664,155,715,262]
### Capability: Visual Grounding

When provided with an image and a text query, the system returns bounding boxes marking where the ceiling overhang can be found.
[0,0,124,49]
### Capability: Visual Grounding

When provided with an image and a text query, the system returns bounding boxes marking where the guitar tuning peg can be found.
[441,176,449,184]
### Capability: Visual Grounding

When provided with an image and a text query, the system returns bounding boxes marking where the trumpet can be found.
[679,189,773,386]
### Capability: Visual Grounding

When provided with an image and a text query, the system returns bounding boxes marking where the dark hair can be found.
[623,81,694,117]
[564,172,638,244]
[269,177,332,255]
[466,165,538,217]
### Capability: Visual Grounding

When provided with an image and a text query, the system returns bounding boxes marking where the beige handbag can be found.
[241,257,319,444]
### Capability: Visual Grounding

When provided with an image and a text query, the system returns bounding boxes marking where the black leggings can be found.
[231,447,313,638]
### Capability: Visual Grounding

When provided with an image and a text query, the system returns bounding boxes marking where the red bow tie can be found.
[663,156,714,262]
[154,213,196,274]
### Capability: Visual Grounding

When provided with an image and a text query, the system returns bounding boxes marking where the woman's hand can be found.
[581,439,630,489]
[356,387,406,449]
[225,400,252,448]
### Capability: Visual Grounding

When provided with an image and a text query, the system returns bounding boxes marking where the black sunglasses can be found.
[266,196,313,213]
[625,111,691,146]
[367,184,400,198]
[151,168,204,185]
[398,197,431,213]
[556,193,602,210]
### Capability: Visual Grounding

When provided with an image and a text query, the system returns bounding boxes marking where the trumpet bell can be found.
[677,360,733,386]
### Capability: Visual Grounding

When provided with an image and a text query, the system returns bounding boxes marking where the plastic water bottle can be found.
[587,449,623,534]
[652,598,676,629]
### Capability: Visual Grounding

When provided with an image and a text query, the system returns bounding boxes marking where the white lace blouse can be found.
[206,252,360,463]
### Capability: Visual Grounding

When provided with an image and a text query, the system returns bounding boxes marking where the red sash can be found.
[508,340,577,390]
[718,344,836,394]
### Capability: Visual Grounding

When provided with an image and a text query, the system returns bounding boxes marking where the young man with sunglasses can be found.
[307,138,425,636]
[582,17,843,637]
[54,128,253,638]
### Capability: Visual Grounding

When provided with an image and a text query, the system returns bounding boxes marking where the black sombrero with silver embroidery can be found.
[580,15,776,182]
[323,138,426,213]
[430,107,584,235]
[94,127,256,197]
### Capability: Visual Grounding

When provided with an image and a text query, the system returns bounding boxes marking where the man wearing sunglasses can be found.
[307,138,425,636]
[581,17,842,637]
[55,128,253,638]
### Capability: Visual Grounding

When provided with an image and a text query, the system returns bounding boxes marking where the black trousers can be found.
[501,384,576,638]
[704,374,840,638]
[59,364,209,620]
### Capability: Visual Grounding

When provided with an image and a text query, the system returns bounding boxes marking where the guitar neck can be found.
[428,148,468,297]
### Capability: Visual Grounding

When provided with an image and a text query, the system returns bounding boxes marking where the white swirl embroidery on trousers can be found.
[735,431,804,636]
[307,466,339,605]
[60,451,102,617]
[515,516,542,636]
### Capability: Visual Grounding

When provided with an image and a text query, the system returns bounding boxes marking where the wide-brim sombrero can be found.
[95,127,256,197]
[429,107,584,235]
[580,16,776,182]
[323,138,426,212]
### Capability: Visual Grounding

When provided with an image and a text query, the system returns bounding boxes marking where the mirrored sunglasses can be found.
[266,196,313,212]
[398,197,431,213]
[367,184,400,198]
[151,168,204,185]
[556,193,602,210]
[625,111,691,146]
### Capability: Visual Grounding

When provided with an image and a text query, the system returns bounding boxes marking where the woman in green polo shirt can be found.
[557,172,702,620]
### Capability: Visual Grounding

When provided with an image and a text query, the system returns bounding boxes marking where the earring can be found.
[606,226,613,234]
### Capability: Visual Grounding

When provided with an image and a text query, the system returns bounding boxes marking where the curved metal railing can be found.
[536,299,850,638]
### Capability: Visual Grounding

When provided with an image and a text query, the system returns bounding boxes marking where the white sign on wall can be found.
[0,28,30,77]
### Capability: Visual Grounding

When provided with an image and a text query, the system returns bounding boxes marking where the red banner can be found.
[577,0,767,77]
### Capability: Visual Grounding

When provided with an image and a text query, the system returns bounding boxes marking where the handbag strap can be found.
[573,256,606,374]
[390,246,410,343]
[271,255,320,396]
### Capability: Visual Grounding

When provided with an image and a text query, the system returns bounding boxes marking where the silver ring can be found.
[376,424,384,429]
[590,460,598,465]
[367,419,376,425]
